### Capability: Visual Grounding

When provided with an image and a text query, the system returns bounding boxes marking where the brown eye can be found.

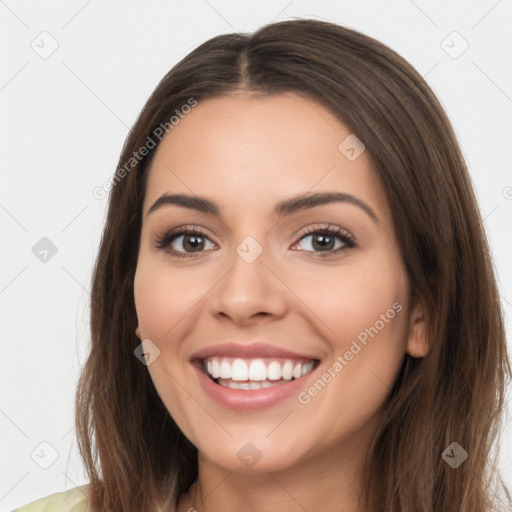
[154,228,216,258]
[292,225,356,257]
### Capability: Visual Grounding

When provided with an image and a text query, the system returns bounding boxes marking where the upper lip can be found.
[190,342,320,361]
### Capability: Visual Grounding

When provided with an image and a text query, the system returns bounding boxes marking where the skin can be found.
[133,91,429,512]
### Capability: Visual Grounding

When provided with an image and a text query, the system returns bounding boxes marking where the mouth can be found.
[193,356,321,390]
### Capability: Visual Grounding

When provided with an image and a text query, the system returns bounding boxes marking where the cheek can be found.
[133,258,203,340]
[289,266,408,445]
[133,258,202,431]
[295,252,410,410]
[298,256,407,344]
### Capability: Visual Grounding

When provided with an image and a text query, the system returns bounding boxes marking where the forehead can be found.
[143,92,387,219]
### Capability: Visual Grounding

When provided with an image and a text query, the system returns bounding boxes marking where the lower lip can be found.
[192,362,319,411]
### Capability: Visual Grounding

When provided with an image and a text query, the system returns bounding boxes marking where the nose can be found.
[209,244,288,326]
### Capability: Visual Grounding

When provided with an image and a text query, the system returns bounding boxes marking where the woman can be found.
[15,18,511,512]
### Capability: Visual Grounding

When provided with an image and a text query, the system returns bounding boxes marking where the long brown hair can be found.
[75,18,511,511]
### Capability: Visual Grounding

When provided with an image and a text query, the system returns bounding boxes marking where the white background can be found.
[1,0,511,509]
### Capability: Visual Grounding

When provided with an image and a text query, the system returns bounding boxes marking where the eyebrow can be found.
[147,191,379,224]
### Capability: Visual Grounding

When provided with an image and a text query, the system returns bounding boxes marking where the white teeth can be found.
[282,361,293,380]
[302,361,314,376]
[231,359,248,380]
[218,378,289,390]
[220,360,231,379]
[211,359,220,379]
[267,361,282,380]
[248,360,267,381]
[203,356,317,383]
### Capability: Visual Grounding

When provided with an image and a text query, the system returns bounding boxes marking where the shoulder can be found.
[12,485,91,512]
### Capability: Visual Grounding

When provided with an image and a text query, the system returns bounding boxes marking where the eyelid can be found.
[152,224,217,251]
[294,223,355,244]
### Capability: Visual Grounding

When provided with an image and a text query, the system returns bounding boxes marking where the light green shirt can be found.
[12,485,90,512]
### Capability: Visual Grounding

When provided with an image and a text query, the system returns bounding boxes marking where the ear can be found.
[406,300,430,358]
[135,325,141,340]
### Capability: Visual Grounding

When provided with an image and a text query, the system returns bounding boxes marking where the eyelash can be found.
[153,224,357,259]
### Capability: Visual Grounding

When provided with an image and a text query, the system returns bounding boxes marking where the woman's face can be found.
[134,92,427,475]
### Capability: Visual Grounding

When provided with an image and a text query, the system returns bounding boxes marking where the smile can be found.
[190,342,321,410]
[203,356,318,390]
